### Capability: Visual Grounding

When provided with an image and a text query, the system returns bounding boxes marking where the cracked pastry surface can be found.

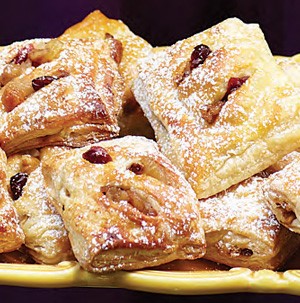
[199,176,300,270]
[6,152,73,264]
[133,17,300,199]
[0,36,125,155]
[0,148,24,253]
[41,136,206,272]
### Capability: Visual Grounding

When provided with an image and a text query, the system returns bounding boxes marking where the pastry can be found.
[276,54,300,87]
[199,176,300,270]
[0,148,24,253]
[263,153,300,234]
[61,10,154,138]
[6,152,73,264]
[41,136,206,272]
[133,17,300,199]
[0,36,124,155]
[0,39,49,87]
[263,150,300,175]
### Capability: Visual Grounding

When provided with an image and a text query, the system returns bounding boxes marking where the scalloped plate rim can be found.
[1,261,300,295]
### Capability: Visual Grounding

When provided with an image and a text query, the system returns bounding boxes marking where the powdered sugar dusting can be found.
[199,177,280,241]
[42,136,206,272]
[133,17,300,199]
[0,38,124,154]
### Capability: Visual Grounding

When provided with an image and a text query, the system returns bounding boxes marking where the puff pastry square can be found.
[6,152,73,264]
[133,18,300,199]
[199,176,300,270]
[61,10,154,138]
[41,136,206,272]
[0,36,124,155]
[0,148,24,253]
[263,152,300,234]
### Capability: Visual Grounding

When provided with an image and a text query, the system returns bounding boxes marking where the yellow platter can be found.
[1,261,300,295]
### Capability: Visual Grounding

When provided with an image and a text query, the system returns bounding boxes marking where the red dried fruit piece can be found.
[82,146,113,164]
[31,75,57,91]
[221,76,249,102]
[190,44,212,70]
[11,44,34,65]
[128,163,144,175]
[10,172,28,200]
[176,44,212,84]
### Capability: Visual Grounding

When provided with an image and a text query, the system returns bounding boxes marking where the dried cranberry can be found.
[128,163,144,175]
[82,146,113,164]
[10,172,28,200]
[190,44,212,69]
[221,76,249,102]
[32,75,57,91]
[11,44,34,65]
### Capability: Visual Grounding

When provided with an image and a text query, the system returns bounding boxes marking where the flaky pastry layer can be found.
[6,152,73,264]
[199,176,300,270]
[61,10,154,138]
[41,136,206,272]
[0,37,124,154]
[133,18,300,199]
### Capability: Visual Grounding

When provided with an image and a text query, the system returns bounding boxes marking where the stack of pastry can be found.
[1,10,300,273]
[132,18,300,269]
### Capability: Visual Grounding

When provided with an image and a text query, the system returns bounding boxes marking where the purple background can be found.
[1,0,300,55]
[1,0,300,302]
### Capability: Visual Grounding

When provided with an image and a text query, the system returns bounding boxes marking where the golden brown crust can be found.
[199,177,300,270]
[6,153,73,264]
[41,136,206,272]
[0,148,24,253]
[0,38,124,155]
[133,18,300,199]
[61,10,154,138]
[61,10,151,100]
